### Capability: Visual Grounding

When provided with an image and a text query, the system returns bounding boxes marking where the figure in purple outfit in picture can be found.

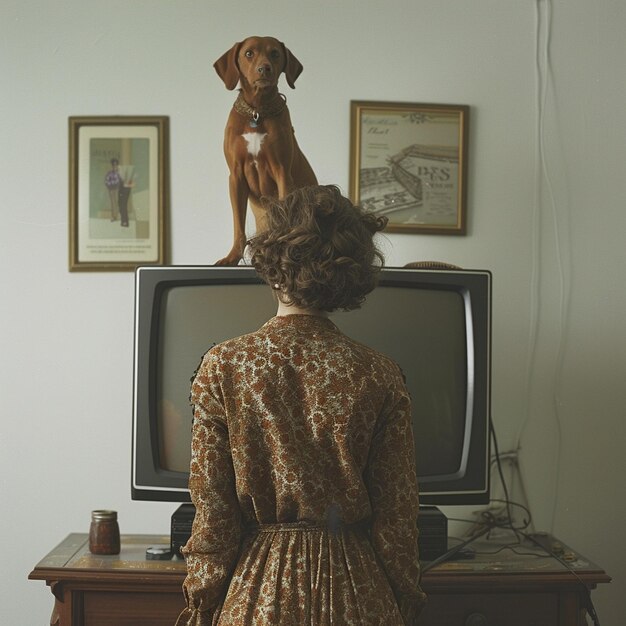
[104,158,122,222]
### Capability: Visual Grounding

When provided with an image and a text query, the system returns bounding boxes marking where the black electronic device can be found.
[132,265,492,507]
[171,503,195,558]
[417,506,448,561]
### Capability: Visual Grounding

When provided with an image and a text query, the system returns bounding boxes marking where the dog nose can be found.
[257,64,272,76]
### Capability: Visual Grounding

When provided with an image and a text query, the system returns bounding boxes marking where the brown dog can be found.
[213,36,317,265]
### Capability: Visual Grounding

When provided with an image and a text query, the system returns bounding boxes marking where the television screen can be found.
[132,266,491,505]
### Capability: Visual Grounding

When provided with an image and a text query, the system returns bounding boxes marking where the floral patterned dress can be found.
[176,314,426,626]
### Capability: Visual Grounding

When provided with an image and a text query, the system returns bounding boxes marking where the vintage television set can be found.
[131,265,491,558]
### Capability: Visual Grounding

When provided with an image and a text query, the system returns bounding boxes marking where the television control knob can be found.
[465,613,488,626]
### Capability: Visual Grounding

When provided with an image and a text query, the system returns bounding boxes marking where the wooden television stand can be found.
[30,532,610,626]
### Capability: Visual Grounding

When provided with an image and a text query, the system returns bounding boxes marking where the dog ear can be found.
[214,41,242,90]
[280,42,303,89]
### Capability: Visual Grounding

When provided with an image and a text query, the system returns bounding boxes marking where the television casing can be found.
[132,265,491,506]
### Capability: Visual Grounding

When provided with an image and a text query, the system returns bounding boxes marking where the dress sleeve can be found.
[175,351,241,626]
[365,366,427,625]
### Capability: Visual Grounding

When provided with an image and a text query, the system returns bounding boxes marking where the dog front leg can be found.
[273,164,295,200]
[215,172,249,266]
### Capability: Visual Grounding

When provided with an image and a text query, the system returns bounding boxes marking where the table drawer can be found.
[81,590,184,626]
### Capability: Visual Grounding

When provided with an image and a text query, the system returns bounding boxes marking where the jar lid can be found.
[91,509,118,521]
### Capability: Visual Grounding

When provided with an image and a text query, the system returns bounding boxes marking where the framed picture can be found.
[69,116,169,271]
[349,101,469,235]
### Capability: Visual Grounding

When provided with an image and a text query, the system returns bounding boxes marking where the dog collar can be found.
[233,91,287,128]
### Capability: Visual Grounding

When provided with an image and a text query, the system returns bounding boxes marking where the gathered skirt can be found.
[212,522,405,626]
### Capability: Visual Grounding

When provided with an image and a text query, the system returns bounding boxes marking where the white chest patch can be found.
[242,132,267,160]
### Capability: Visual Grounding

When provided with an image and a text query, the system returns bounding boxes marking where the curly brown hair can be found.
[247,185,388,312]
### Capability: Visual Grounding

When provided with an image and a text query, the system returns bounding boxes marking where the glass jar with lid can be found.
[89,510,120,555]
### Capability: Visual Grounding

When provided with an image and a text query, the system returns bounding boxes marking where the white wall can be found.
[1,0,624,623]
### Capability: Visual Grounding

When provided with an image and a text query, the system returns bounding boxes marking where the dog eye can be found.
[270,50,280,59]
[244,50,254,58]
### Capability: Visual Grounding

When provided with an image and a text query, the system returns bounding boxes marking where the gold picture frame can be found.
[349,101,469,235]
[69,116,169,271]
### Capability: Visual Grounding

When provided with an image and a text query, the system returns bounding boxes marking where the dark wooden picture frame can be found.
[68,116,168,271]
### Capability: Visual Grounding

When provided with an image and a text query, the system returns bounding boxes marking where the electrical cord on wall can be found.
[537,0,572,539]
[516,0,575,538]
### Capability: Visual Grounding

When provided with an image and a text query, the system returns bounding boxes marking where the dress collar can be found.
[263,314,339,332]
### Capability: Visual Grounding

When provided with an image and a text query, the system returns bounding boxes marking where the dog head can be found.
[214,36,303,92]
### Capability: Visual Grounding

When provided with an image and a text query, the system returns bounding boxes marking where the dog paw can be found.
[214,250,243,266]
